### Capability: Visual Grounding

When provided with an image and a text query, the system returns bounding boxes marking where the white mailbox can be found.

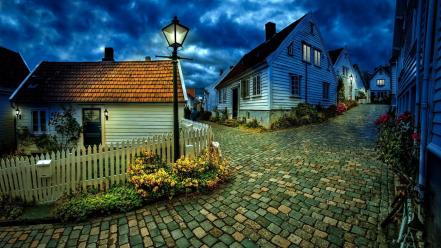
[36,160,52,178]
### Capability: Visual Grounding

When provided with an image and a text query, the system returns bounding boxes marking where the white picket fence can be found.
[0,122,213,204]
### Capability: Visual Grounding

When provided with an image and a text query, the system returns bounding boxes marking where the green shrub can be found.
[0,194,25,220]
[54,185,143,222]
[244,119,262,128]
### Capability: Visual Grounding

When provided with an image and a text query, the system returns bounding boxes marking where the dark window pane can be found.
[32,111,39,132]
[40,111,46,132]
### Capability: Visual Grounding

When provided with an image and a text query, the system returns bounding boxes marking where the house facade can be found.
[10,48,187,152]
[0,47,29,153]
[391,0,441,245]
[368,65,391,104]
[215,13,337,128]
[328,48,366,101]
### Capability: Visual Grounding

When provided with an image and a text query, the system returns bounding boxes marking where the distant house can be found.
[368,65,391,104]
[0,47,29,152]
[328,48,366,101]
[203,82,217,112]
[186,87,204,111]
[10,48,187,152]
[352,64,369,102]
[215,13,337,128]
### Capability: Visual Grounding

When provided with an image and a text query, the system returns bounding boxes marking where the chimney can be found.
[145,56,151,61]
[102,47,114,61]
[265,22,276,41]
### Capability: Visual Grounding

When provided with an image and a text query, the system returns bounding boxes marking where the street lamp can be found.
[349,74,353,100]
[161,16,189,161]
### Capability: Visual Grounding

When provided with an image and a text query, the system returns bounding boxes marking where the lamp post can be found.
[161,16,189,161]
[349,74,353,100]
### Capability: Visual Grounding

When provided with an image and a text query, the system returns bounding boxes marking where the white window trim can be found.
[252,74,262,96]
[31,108,49,134]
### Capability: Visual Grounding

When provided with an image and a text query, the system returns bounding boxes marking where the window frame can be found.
[31,109,48,134]
[252,74,261,96]
[290,74,301,97]
[302,43,311,63]
[241,79,250,98]
[314,49,321,67]
[287,42,294,57]
[322,82,330,100]
[376,79,385,86]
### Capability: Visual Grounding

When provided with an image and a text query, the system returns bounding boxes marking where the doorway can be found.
[232,88,239,118]
[82,108,102,147]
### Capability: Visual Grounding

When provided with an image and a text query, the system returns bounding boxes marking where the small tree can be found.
[49,107,82,150]
[337,77,346,102]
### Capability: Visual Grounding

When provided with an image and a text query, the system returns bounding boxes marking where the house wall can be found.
[204,83,217,112]
[217,66,271,121]
[0,89,15,152]
[333,52,365,100]
[270,15,337,110]
[369,70,391,93]
[15,103,184,151]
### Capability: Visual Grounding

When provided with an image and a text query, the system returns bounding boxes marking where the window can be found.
[302,43,311,63]
[322,82,330,100]
[342,66,349,76]
[241,79,250,98]
[218,90,222,103]
[377,79,385,86]
[218,89,227,103]
[291,74,301,96]
[252,74,261,96]
[32,110,47,133]
[223,89,227,103]
[287,42,294,57]
[314,49,321,67]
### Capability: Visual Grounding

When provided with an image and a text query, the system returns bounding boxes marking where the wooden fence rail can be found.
[0,122,213,204]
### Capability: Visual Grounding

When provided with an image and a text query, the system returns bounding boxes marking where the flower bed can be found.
[53,145,230,222]
[375,111,419,180]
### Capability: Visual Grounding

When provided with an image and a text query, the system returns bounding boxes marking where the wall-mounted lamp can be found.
[15,107,21,119]
[349,74,353,82]
[104,109,109,120]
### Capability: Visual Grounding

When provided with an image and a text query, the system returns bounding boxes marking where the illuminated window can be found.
[322,82,330,100]
[342,66,349,76]
[287,42,294,57]
[377,79,385,86]
[252,74,261,95]
[291,74,301,96]
[314,50,321,67]
[302,43,311,63]
[32,110,47,133]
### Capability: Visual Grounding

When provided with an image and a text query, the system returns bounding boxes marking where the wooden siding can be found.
[431,0,441,149]
[0,90,14,150]
[217,67,270,116]
[15,103,184,148]
[369,70,391,92]
[332,51,365,100]
[270,15,337,109]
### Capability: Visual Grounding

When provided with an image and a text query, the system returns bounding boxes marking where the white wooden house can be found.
[368,65,391,104]
[328,48,367,101]
[215,13,337,128]
[9,48,187,152]
[0,47,29,152]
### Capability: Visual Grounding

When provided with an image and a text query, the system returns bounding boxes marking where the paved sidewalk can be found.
[0,104,392,248]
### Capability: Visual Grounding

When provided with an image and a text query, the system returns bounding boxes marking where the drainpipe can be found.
[418,0,435,199]
[304,61,308,102]
[415,0,423,127]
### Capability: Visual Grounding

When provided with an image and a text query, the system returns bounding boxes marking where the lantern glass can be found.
[162,17,189,47]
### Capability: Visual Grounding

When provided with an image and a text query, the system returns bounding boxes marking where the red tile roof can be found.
[186,88,195,99]
[0,47,29,89]
[216,15,306,89]
[11,60,185,103]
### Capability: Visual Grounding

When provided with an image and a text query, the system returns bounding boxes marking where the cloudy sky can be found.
[0,0,395,88]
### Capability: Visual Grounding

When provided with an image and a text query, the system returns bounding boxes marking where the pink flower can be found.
[336,103,347,114]
[374,114,391,125]
[411,132,420,142]
[396,112,412,124]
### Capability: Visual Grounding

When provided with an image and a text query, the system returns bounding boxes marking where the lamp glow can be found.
[104,109,109,120]
[162,16,189,48]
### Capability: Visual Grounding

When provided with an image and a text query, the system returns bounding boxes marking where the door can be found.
[232,88,239,118]
[82,109,102,147]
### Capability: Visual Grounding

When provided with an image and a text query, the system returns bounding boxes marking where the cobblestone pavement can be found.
[0,104,392,248]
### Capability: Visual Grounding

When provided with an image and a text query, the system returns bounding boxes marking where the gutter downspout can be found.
[418,0,436,199]
[415,0,423,129]
[304,62,308,102]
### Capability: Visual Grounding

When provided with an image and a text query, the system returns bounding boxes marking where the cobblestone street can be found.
[0,104,392,248]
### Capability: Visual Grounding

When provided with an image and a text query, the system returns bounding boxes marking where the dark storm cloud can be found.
[0,0,395,88]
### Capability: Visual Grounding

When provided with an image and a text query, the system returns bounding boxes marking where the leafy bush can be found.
[244,119,262,129]
[199,111,212,121]
[271,103,337,130]
[336,103,347,114]
[325,105,337,118]
[375,112,419,180]
[357,90,366,100]
[342,100,358,110]
[0,194,25,220]
[54,185,143,222]
[49,107,82,150]
[337,77,346,102]
[128,146,230,201]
